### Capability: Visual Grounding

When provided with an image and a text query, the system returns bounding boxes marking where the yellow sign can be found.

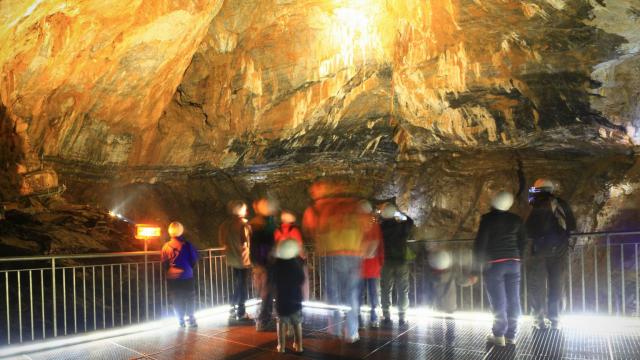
[135,224,161,239]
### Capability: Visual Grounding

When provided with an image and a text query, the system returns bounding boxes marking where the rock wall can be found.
[2,0,640,253]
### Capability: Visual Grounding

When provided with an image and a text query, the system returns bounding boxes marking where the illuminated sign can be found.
[135,224,162,239]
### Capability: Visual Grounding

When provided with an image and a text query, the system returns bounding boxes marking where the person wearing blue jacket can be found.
[161,221,199,328]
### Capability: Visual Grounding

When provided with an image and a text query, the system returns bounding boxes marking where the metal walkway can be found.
[4,307,640,360]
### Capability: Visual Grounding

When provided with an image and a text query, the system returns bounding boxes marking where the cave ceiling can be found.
[1,0,639,171]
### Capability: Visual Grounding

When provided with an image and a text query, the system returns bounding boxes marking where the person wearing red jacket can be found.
[359,204,384,328]
[274,209,305,257]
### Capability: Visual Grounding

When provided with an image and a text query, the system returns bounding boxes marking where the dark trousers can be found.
[360,278,380,322]
[167,278,195,321]
[381,263,410,317]
[527,253,568,323]
[484,260,521,339]
[252,265,273,323]
[232,268,250,316]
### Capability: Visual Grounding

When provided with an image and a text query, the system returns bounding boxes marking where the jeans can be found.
[484,260,521,339]
[322,256,362,339]
[167,278,195,321]
[252,265,273,323]
[527,253,568,324]
[360,278,380,322]
[381,263,410,318]
[232,268,250,316]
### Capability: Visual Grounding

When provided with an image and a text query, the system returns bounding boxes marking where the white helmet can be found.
[428,250,452,271]
[359,200,373,214]
[491,191,514,211]
[380,204,397,219]
[533,178,555,193]
[275,239,300,260]
[168,221,184,237]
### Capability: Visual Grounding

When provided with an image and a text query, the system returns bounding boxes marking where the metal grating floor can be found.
[7,308,640,360]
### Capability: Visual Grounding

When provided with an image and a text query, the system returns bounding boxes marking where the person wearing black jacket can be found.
[474,191,526,347]
[525,179,576,330]
[379,203,414,326]
[249,198,278,331]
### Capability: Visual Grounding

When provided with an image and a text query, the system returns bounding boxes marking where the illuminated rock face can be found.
[1,0,638,168]
[1,0,640,251]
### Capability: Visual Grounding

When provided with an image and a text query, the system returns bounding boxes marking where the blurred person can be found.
[273,239,306,353]
[274,209,309,300]
[161,221,199,328]
[219,200,252,321]
[473,191,527,347]
[249,198,278,331]
[302,179,376,343]
[526,179,576,330]
[379,203,414,326]
[426,249,475,314]
[359,201,384,328]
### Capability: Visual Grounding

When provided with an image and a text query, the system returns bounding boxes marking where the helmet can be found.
[380,203,397,219]
[227,200,247,217]
[280,209,296,224]
[275,239,300,260]
[491,191,514,211]
[253,198,277,216]
[359,200,373,214]
[533,178,555,193]
[168,222,184,238]
[428,250,452,270]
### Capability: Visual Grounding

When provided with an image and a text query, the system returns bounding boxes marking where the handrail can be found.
[0,247,225,262]
[408,230,640,245]
[3,230,640,261]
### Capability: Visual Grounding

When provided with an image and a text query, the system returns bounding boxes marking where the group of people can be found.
[159,177,575,352]
[472,178,575,347]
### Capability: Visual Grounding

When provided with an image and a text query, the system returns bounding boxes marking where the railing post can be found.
[636,243,639,316]
[51,258,57,337]
[606,235,612,315]
[595,242,599,313]
[568,252,573,313]
[621,244,626,316]
[5,271,10,345]
[581,246,586,312]
[208,249,213,307]
[522,262,527,314]
[144,241,149,321]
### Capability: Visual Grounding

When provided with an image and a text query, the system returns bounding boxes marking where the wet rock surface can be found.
[1,1,640,253]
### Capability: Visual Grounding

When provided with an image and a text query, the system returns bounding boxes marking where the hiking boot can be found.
[487,335,506,347]
[345,334,360,344]
[505,337,516,345]
[532,319,548,331]
[187,317,198,328]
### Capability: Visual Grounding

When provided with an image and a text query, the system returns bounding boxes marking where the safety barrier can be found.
[2,230,640,346]
[0,248,242,346]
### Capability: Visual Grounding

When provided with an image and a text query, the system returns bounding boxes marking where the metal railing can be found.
[0,248,245,346]
[404,231,640,317]
[2,230,640,346]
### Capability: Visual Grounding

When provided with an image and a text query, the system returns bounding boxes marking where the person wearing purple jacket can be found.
[161,221,199,328]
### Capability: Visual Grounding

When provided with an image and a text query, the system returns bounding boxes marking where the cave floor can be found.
[12,307,640,360]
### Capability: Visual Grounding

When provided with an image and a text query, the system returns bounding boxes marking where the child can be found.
[274,209,308,300]
[272,239,305,353]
